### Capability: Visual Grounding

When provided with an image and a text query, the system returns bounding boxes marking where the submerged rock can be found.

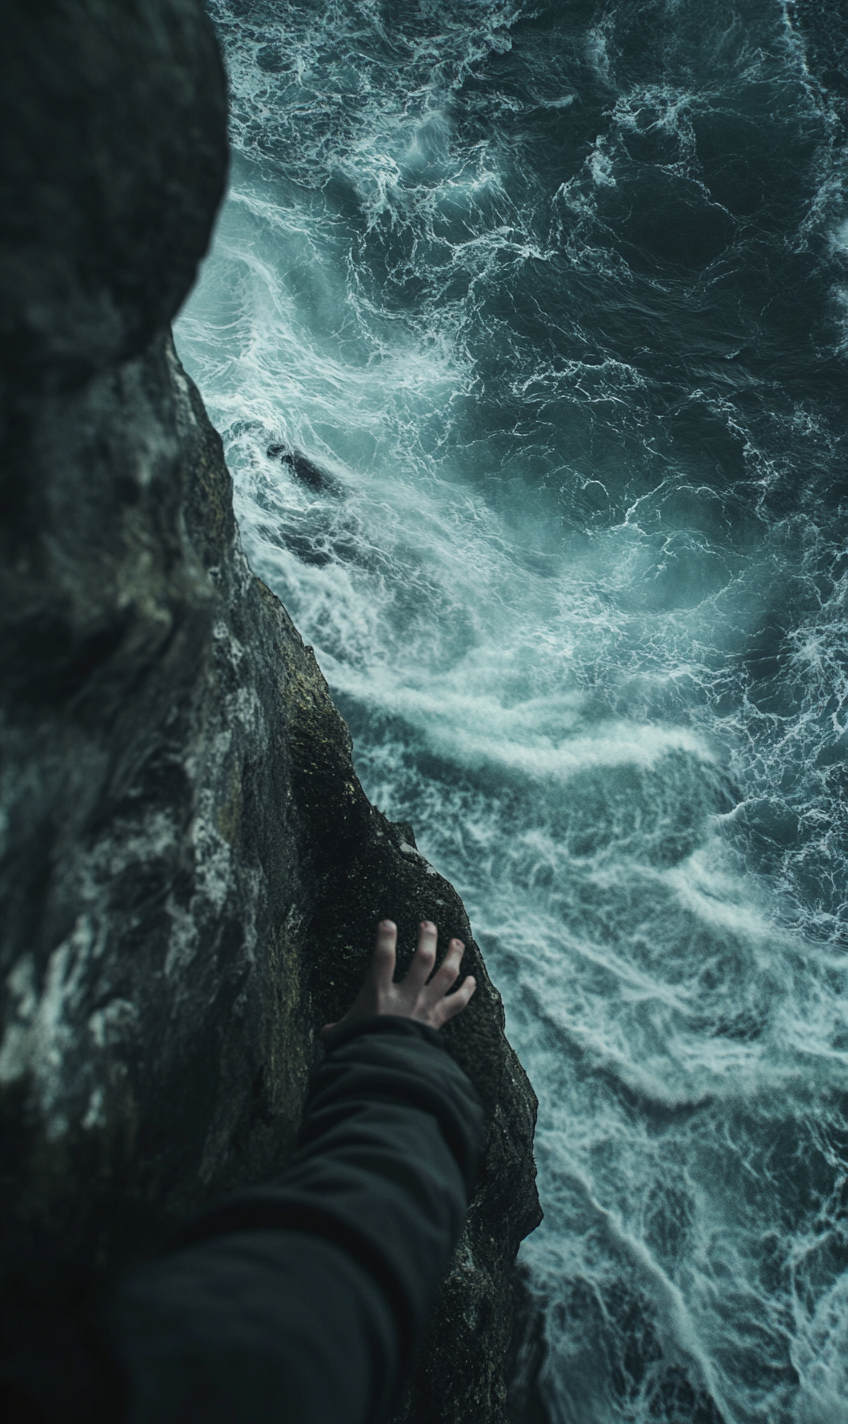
[0,2,540,1421]
[266,442,344,496]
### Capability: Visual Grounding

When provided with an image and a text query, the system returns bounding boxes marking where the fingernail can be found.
[379,919,395,930]
[421,920,435,931]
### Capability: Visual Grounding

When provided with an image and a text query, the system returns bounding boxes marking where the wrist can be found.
[321,1014,446,1054]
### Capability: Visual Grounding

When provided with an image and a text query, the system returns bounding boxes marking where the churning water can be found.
[175,2,848,1419]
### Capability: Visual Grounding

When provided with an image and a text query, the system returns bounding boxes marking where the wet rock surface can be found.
[0,3,540,1421]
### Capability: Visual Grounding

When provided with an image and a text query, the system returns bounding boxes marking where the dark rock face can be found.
[0,0,228,401]
[0,2,540,1421]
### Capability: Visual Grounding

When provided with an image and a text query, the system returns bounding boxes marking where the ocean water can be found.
[175,2,848,1420]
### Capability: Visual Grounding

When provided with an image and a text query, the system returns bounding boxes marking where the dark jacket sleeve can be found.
[107,1016,483,1424]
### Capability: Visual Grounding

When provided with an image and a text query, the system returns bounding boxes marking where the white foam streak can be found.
[177,2,848,1417]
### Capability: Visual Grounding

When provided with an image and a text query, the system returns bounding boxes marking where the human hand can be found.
[321,920,477,1038]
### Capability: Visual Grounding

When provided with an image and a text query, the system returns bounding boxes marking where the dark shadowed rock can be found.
[0,0,228,407]
[0,3,541,1421]
[506,1266,553,1424]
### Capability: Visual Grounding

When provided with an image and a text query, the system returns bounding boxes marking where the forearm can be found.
[111,1230,398,1424]
[108,1017,483,1424]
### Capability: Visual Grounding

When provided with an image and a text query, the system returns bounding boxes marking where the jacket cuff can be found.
[321,1014,446,1054]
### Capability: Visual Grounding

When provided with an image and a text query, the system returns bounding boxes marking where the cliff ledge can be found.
[0,4,541,1421]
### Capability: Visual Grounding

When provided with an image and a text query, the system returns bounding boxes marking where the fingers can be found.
[424,936,476,1030]
[357,919,476,1031]
[406,921,438,990]
[370,920,397,996]
[436,974,476,1025]
[426,937,465,996]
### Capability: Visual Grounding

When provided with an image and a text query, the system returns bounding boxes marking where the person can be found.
[102,919,482,1424]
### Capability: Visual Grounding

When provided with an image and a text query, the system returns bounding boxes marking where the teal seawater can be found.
[175,3,848,1419]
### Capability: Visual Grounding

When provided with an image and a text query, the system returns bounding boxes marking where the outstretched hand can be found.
[322,920,477,1038]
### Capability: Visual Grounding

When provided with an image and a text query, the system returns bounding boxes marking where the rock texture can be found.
[0,3,540,1421]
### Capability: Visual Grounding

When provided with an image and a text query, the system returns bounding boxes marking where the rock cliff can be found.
[0,3,540,1421]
